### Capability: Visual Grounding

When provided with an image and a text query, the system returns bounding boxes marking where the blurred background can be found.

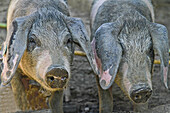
[0,0,170,113]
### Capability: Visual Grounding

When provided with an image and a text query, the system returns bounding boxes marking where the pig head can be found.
[92,11,169,104]
[0,3,95,92]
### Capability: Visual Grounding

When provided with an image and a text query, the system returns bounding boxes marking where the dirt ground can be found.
[0,0,170,113]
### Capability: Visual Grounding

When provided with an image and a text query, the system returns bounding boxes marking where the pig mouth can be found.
[46,74,68,89]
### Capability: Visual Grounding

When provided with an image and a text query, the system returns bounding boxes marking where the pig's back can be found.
[90,0,154,38]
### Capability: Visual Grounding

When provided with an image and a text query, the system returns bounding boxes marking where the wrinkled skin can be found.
[90,0,169,112]
[0,0,96,112]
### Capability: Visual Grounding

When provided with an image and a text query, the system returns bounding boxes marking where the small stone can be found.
[85,107,89,111]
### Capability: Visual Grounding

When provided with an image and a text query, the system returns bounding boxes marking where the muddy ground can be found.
[0,0,170,113]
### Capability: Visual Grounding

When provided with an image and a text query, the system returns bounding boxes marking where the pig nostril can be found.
[146,94,150,98]
[47,76,67,81]
[46,75,68,89]
[49,76,54,81]
[61,76,67,81]
[145,90,152,98]
[134,94,142,100]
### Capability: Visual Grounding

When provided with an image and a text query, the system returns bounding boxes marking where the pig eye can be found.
[67,38,72,47]
[146,46,154,67]
[29,38,36,44]
[27,35,37,51]
[64,34,73,49]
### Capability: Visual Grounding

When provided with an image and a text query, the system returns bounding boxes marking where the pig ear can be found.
[1,15,34,85]
[93,22,122,89]
[64,17,98,74]
[150,23,169,89]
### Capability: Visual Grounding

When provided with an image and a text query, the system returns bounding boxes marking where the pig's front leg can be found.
[10,70,29,110]
[133,102,148,112]
[95,75,113,113]
[64,86,71,102]
[49,90,64,113]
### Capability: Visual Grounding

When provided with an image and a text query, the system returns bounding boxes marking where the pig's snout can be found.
[130,84,152,103]
[45,66,69,89]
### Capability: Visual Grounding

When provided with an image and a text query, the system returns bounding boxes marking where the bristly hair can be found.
[118,12,152,68]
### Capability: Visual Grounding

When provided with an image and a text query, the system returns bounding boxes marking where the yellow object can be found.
[154,60,161,64]
[74,51,86,56]
[0,23,7,29]
[154,60,170,64]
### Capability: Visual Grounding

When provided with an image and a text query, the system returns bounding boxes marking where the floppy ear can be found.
[1,14,36,86]
[92,22,122,89]
[0,43,7,83]
[64,17,98,74]
[150,23,169,89]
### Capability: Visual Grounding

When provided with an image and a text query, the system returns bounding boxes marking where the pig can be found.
[90,0,169,112]
[0,0,96,112]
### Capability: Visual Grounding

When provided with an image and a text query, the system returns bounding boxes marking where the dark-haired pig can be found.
[0,0,96,112]
[90,0,169,112]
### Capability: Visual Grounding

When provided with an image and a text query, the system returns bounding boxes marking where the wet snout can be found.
[45,65,69,89]
[130,84,152,103]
